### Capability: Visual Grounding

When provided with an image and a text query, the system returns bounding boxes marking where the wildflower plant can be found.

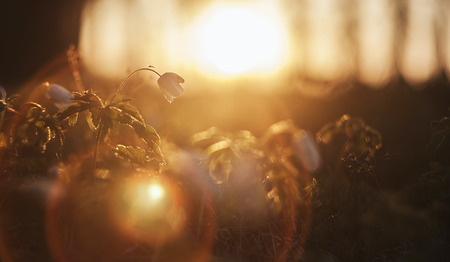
[0,58,183,179]
[0,50,192,260]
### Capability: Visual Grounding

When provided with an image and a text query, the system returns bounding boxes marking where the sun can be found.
[148,184,164,200]
[194,3,289,77]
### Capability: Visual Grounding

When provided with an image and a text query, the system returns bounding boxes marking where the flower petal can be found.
[47,84,72,109]
[157,72,185,103]
[163,72,184,83]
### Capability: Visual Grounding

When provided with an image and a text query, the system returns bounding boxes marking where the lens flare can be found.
[148,183,164,200]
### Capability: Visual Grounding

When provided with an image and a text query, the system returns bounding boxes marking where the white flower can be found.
[292,130,321,172]
[47,84,72,109]
[157,72,184,103]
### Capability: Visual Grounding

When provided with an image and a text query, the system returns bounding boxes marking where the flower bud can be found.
[47,84,72,109]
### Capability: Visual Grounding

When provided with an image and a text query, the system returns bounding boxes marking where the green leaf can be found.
[72,90,104,108]
[88,109,101,129]
[131,121,160,147]
[68,112,78,126]
[23,102,43,110]
[97,117,114,143]
[113,144,150,165]
[35,119,46,129]
[106,94,134,106]
[25,106,43,122]
[102,106,120,120]
[39,126,52,152]
[117,103,145,123]
[54,101,90,122]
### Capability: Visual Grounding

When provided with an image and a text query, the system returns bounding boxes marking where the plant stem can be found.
[93,121,103,168]
[113,66,161,99]
[67,45,85,92]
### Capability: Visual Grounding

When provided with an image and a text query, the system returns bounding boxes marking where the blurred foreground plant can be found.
[191,120,320,261]
[305,114,383,261]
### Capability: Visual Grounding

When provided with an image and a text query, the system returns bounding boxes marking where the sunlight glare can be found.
[194,3,289,77]
[148,184,164,200]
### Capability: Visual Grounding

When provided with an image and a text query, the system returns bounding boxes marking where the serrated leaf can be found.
[49,127,57,140]
[72,90,103,107]
[97,117,114,143]
[113,144,150,165]
[117,103,145,123]
[54,101,90,122]
[23,102,43,110]
[101,106,122,121]
[68,112,78,126]
[86,90,104,107]
[131,121,160,147]
[71,91,83,99]
[106,94,134,106]
[85,111,98,130]
[35,119,46,129]
[25,107,43,122]
[40,126,52,151]
[88,108,101,129]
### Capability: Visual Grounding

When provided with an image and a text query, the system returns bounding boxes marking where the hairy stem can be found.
[112,66,161,100]
[93,121,103,167]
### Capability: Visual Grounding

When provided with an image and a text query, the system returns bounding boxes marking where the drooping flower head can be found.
[157,72,184,103]
[47,83,72,109]
[114,66,185,104]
